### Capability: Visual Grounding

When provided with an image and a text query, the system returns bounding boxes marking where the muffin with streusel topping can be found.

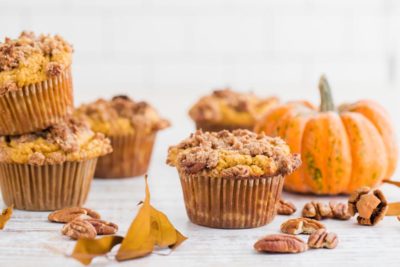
[167,129,301,229]
[75,95,170,178]
[0,31,73,135]
[0,118,112,210]
[189,88,278,132]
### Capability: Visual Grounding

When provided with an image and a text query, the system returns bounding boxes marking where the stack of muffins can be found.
[0,32,112,210]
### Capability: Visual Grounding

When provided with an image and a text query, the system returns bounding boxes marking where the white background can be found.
[1,1,400,266]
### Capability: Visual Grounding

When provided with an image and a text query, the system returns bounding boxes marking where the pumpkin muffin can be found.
[189,88,278,132]
[75,95,170,178]
[0,31,74,135]
[0,118,112,210]
[167,129,301,229]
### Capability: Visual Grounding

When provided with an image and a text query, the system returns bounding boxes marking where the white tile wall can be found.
[0,0,399,107]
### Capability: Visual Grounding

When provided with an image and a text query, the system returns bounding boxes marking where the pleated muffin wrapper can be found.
[0,158,97,211]
[0,66,73,136]
[178,170,285,229]
[95,131,156,178]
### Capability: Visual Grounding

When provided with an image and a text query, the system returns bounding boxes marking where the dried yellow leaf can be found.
[71,235,124,265]
[70,175,187,265]
[116,176,154,261]
[0,205,13,230]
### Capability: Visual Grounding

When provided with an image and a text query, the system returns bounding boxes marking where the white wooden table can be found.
[1,90,400,267]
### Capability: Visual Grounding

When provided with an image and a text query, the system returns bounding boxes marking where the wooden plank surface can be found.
[1,157,400,267]
[1,89,400,267]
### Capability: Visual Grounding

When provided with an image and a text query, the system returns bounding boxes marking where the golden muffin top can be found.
[75,95,170,136]
[189,89,279,128]
[0,31,73,95]
[167,129,301,179]
[0,118,112,165]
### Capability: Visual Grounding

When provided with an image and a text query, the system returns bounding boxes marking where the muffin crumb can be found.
[0,31,73,93]
[0,118,112,165]
[75,95,170,135]
[189,88,278,130]
[168,129,301,178]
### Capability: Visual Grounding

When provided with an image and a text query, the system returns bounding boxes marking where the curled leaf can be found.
[116,176,153,261]
[0,205,13,230]
[71,235,124,265]
[70,175,187,265]
[150,206,187,249]
[116,175,187,261]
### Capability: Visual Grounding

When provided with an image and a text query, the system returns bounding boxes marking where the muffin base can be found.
[95,132,156,178]
[0,159,97,211]
[179,171,285,229]
[195,121,253,132]
[0,67,73,135]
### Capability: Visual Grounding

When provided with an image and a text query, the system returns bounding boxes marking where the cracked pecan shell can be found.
[348,187,388,226]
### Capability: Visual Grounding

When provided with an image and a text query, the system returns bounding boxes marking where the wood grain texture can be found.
[2,165,400,266]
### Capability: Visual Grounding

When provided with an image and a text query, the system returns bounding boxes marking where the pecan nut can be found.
[302,201,333,220]
[330,202,351,220]
[308,229,338,249]
[61,219,97,240]
[348,187,388,226]
[86,219,118,235]
[281,217,325,235]
[277,199,297,215]
[48,207,101,223]
[302,201,350,220]
[254,234,308,254]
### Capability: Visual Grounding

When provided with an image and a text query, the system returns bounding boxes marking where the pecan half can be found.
[302,201,333,220]
[48,207,101,223]
[86,219,118,235]
[308,229,338,249]
[277,199,297,215]
[254,234,308,254]
[302,201,351,220]
[61,219,97,240]
[348,187,388,226]
[281,217,325,235]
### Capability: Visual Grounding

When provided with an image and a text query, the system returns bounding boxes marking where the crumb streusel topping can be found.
[75,95,170,135]
[0,118,112,165]
[167,129,301,178]
[0,31,73,94]
[189,88,278,128]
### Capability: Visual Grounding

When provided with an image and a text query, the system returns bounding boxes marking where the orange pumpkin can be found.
[255,75,398,195]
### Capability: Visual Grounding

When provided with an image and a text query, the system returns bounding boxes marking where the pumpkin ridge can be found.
[340,111,388,193]
[341,102,398,181]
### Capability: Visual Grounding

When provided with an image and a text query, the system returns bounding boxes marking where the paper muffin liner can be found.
[0,159,97,211]
[95,131,156,178]
[195,121,253,132]
[178,170,285,229]
[0,67,73,135]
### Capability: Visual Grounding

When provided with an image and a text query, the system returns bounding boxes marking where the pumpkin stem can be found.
[319,75,335,112]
